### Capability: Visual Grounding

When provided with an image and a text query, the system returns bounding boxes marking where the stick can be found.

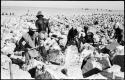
[9,61,13,79]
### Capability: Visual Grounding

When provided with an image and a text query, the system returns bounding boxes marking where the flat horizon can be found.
[1,1,124,10]
[1,5,124,11]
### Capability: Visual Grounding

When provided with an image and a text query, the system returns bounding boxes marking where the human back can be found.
[35,18,49,33]
[35,11,50,34]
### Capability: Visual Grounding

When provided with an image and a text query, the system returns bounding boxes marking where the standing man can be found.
[35,11,50,38]
[113,22,123,44]
[35,11,50,61]
[66,26,79,46]
[84,26,88,35]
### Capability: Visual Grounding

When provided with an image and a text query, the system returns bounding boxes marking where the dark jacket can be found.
[66,27,78,46]
[67,27,78,41]
[35,18,50,34]
[85,32,94,44]
[84,26,88,35]
[114,27,123,43]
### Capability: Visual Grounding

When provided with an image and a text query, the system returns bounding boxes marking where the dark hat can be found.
[36,11,44,18]
[51,34,57,38]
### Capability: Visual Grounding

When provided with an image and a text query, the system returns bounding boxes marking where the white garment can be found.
[116,45,124,55]
[81,49,93,58]
[107,65,124,78]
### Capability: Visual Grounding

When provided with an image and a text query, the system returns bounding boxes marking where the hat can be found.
[30,25,37,30]
[36,11,44,18]
[28,24,37,32]
[51,34,57,38]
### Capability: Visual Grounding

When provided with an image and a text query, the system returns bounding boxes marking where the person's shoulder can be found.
[35,19,39,23]
[43,18,49,22]
[22,32,29,38]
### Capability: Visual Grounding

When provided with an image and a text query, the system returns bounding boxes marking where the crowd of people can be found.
[1,12,15,16]
[1,10,124,79]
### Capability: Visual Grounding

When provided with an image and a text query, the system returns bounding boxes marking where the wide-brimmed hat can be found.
[36,11,44,18]
[28,23,37,31]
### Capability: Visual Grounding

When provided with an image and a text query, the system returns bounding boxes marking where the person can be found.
[113,22,123,44]
[35,11,50,37]
[18,26,39,65]
[66,26,79,46]
[35,11,51,61]
[85,32,95,46]
[79,32,86,45]
[84,26,88,35]
[78,32,86,52]
[35,11,50,49]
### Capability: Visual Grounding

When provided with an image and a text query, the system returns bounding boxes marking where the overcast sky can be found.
[1,1,124,10]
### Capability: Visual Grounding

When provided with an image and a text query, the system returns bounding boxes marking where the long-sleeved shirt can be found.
[19,32,38,50]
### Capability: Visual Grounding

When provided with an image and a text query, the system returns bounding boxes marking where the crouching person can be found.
[18,26,39,66]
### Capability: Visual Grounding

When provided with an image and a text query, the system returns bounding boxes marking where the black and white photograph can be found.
[1,1,124,79]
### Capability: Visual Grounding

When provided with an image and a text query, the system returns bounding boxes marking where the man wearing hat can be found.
[18,25,39,65]
[66,26,79,46]
[35,11,50,36]
[113,22,123,44]
[35,11,50,46]
[35,11,51,60]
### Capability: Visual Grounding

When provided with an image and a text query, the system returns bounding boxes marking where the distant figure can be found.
[66,26,79,46]
[84,26,88,35]
[85,32,95,46]
[110,18,114,22]
[79,32,86,45]
[5,13,8,15]
[26,10,30,16]
[10,12,11,16]
[93,18,99,25]
[2,12,4,15]
[12,13,14,15]
[113,23,123,44]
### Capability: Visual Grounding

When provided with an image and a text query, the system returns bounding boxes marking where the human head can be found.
[36,11,44,19]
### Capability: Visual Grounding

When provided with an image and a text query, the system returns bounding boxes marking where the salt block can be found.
[1,68,10,79]
[85,73,107,79]
[13,70,32,79]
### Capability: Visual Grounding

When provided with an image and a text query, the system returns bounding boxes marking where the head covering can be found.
[51,34,58,38]
[36,11,44,18]
[28,23,37,31]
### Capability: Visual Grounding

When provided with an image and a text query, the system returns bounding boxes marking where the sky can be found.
[1,1,124,10]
